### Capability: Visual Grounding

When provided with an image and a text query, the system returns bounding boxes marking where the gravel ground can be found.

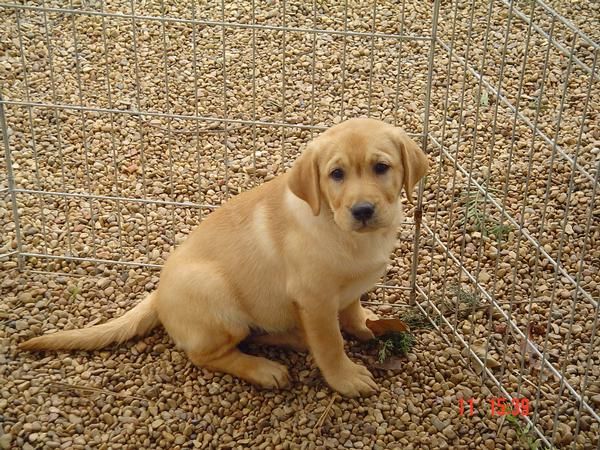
[1,1,599,449]
[0,268,546,450]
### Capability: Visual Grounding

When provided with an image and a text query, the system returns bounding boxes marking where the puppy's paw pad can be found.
[249,359,290,389]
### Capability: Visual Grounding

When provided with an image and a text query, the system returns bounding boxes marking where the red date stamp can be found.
[459,397,530,417]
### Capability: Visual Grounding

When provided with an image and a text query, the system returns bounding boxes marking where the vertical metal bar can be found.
[250,0,258,181]
[451,0,499,387]
[159,0,177,249]
[280,0,287,164]
[499,0,537,323]
[129,0,151,264]
[191,1,205,213]
[384,0,407,306]
[309,0,317,139]
[69,0,99,265]
[41,0,74,260]
[427,0,480,319]
[15,9,50,264]
[409,0,440,305]
[366,0,378,117]
[392,0,406,127]
[99,0,125,261]
[445,0,499,365]
[0,96,23,268]
[425,0,461,301]
[420,0,441,191]
[444,2,494,358]
[221,0,230,198]
[433,0,478,318]
[339,0,348,121]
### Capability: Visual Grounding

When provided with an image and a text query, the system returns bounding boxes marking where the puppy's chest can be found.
[340,247,390,277]
[342,232,395,269]
[333,235,395,301]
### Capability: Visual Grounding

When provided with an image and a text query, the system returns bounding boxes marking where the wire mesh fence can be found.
[1,0,598,447]
[417,1,599,448]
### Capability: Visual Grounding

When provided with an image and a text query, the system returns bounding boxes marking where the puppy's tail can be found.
[20,292,159,351]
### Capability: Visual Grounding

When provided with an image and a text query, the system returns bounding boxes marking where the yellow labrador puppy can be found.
[21,118,428,397]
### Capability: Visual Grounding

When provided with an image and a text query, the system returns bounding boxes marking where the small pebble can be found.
[431,416,447,432]
[68,414,82,425]
[0,434,12,450]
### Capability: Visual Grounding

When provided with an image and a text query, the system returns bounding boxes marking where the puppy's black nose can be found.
[351,202,375,222]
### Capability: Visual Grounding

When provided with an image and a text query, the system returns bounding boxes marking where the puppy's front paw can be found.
[325,360,377,397]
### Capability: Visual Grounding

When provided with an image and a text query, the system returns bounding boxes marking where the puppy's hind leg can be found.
[158,263,290,389]
[189,344,290,389]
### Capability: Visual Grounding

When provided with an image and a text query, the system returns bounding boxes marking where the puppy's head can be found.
[288,118,429,232]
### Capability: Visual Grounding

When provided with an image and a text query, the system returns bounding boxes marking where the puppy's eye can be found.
[374,162,390,175]
[330,168,345,181]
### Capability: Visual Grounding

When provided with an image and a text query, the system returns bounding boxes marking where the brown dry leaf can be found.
[372,356,405,371]
[469,345,502,369]
[365,318,410,337]
[123,163,138,174]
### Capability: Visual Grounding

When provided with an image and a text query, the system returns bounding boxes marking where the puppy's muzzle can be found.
[351,202,375,224]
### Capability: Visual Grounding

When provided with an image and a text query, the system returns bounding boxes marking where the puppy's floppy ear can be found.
[394,129,429,203]
[288,143,321,215]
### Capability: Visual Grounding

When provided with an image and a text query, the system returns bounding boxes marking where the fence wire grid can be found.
[1,0,598,448]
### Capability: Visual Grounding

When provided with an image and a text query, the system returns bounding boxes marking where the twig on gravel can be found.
[49,382,147,402]
[314,394,338,434]
[514,370,553,397]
